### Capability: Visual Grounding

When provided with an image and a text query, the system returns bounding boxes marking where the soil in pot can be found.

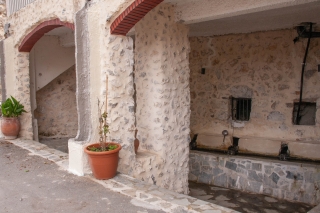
[84,142,121,180]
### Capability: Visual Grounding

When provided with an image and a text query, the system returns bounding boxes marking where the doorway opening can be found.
[29,26,77,153]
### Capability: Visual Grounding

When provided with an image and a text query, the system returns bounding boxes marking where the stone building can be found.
[0,0,320,202]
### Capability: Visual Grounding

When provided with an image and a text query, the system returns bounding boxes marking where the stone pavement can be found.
[0,140,164,213]
[5,138,319,213]
[189,181,313,213]
[40,137,69,153]
[6,138,237,213]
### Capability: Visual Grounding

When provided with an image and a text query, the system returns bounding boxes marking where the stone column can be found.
[15,51,33,139]
[134,4,190,194]
[68,6,92,176]
[0,0,6,40]
[1,36,33,139]
[69,1,135,176]
[103,33,135,176]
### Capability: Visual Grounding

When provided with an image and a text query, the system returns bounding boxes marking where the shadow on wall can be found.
[34,65,78,139]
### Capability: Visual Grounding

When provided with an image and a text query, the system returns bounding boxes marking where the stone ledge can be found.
[190,150,320,168]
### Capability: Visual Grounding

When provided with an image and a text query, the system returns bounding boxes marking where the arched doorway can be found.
[19,19,77,153]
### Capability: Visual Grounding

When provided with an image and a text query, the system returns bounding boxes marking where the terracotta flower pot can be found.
[1,117,20,139]
[84,142,121,180]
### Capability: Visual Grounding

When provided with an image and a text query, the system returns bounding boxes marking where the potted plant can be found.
[1,96,27,139]
[84,99,121,180]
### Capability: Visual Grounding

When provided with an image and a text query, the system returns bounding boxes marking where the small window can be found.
[293,102,316,125]
[231,97,252,121]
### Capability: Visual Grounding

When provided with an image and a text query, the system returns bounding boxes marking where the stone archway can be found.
[110,0,163,35]
[19,19,76,152]
[19,18,74,52]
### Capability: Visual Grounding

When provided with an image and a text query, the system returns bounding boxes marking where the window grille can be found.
[293,102,316,125]
[231,97,252,121]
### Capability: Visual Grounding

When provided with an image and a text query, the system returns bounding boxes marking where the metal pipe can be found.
[296,23,313,125]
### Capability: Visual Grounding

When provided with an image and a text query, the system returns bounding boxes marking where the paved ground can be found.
[189,181,313,213]
[0,140,164,213]
[6,138,318,213]
[40,137,69,153]
[4,139,237,213]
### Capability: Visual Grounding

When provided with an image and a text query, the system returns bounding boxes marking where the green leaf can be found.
[1,96,27,117]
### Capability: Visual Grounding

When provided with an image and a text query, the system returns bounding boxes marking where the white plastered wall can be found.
[172,0,320,24]
[30,36,75,91]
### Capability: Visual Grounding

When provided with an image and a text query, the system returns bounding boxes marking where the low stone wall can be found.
[189,150,320,205]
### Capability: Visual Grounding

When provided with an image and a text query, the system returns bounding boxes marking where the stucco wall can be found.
[189,29,320,159]
[173,0,319,24]
[34,65,77,139]
[30,35,75,91]
[134,3,191,194]
[6,0,75,46]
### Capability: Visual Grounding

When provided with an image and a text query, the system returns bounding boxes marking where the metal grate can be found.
[6,0,37,15]
[231,97,252,121]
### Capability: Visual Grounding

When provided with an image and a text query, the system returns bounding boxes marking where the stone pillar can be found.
[103,33,135,176]
[0,0,6,40]
[69,1,135,176]
[16,51,33,139]
[2,37,33,139]
[134,4,190,194]
[68,5,92,176]
[0,40,5,102]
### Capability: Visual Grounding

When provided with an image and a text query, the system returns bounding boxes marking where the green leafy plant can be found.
[1,96,27,117]
[87,99,118,152]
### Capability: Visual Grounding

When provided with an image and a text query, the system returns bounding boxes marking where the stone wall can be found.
[189,150,320,205]
[16,50,33,139]
[34,65,78,139]
[189,29,320,159]
[0,0,6,40]
[6,0,75,46]
[134,4,191,194]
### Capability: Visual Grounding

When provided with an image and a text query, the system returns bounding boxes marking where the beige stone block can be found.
[288,142,320,161]
[239,138,281,156]
[197,134,231,150]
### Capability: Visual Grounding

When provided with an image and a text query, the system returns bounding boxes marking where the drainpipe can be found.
[296,23,312,125]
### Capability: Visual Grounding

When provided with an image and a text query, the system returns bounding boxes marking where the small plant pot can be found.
[84,142,121,180]
[1,117,20,139]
